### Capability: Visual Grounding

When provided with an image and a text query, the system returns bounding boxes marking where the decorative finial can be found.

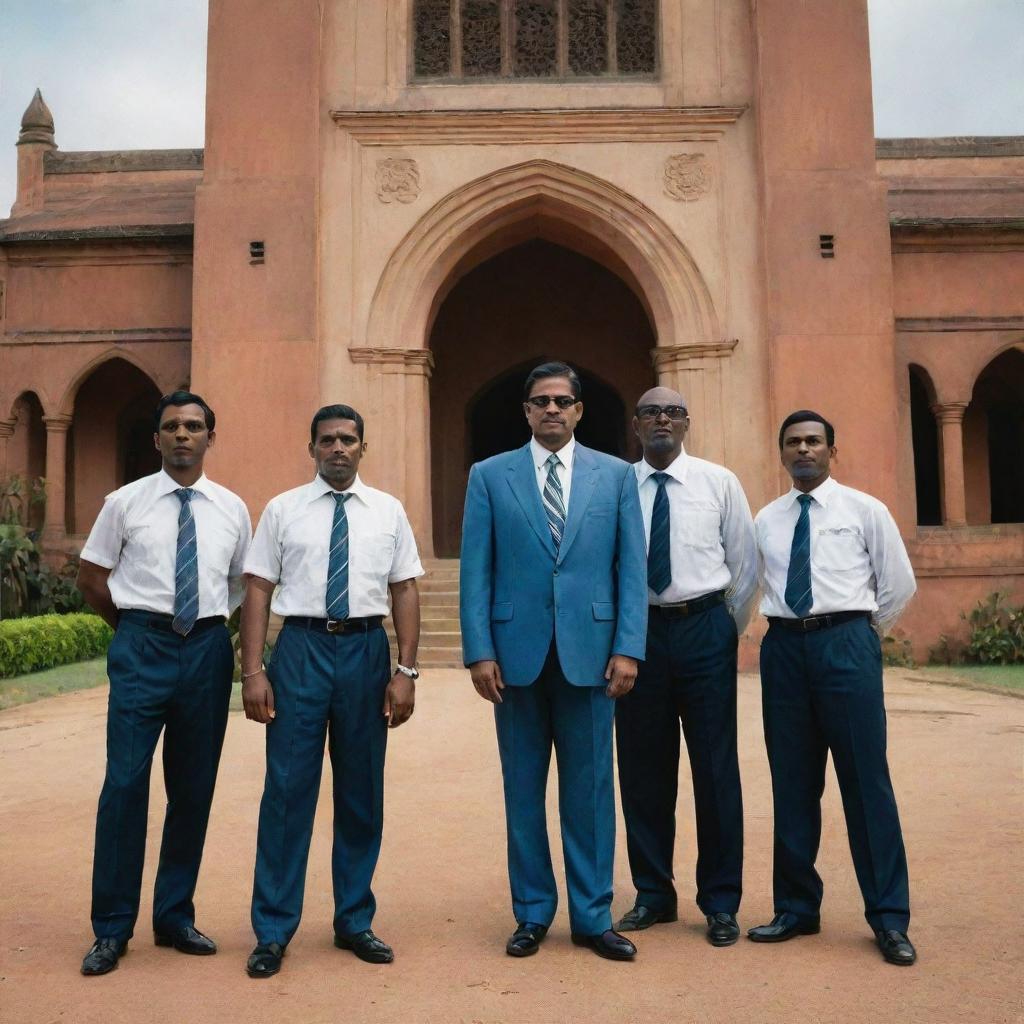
[18,89,55,146]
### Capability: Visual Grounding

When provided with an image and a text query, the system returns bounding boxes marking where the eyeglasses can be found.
[526,395,579,410]
[637,404,688,421]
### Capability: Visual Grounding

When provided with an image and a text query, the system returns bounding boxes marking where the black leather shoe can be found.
[571,929,637,961]
[706,912,740,947]
[876,929,916,966]
[154,924,217,955]
[334,929,394,964]
[81,937,128,976]
[747,912,821,943]
[614,905,678,932]
[246,942,285,978]
[506,922,549,957]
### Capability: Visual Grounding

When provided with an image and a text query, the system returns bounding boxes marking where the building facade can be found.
[1,0,1022,662]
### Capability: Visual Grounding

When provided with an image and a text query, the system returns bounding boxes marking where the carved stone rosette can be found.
[375,158,421,205]
[663,153,711,202]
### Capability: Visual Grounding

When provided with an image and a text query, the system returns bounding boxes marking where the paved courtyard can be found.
[1,669,1021,1024]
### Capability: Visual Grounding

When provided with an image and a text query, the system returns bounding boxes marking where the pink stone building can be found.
[1,0,1021,664]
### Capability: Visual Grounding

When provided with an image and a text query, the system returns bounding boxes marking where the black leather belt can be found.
[119,610,225,635]
[768,610,871,633]
[284,616,384,635]
[650,591,726,618]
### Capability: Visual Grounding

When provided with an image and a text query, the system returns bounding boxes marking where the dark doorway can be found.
[908,367,941,526]
[429,238,656,556]
[469,362,628,465]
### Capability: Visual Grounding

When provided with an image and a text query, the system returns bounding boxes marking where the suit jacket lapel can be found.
[557,444,598,563]
[507,443,557,558]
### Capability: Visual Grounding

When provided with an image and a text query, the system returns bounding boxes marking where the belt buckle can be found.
[801,617,820,632]
[326,619,343,634]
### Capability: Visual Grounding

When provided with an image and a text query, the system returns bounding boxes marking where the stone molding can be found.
[331,107,746,146]
[0,419,15,439]
[896,316,1024,333]
[44,149,204,175]
[349,348,435,377]
[877,136,1024,160]
[663,153,711,202]
[3,328,191,346]
[651,340,737,370]
[930,401,969,425]
[42,414,72,433]
[375,158,421,204]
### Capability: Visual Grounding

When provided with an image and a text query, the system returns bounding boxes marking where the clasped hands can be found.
[241,670,415,728]
[470,654,637,703]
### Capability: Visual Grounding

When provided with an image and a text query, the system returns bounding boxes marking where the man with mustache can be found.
[460,361,648,961]
[749,411,918,966]
[77,390,251,975]
[615,386,756,947]
[240,404,422,978]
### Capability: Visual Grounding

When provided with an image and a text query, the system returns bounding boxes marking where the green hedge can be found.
[0,613,113,679]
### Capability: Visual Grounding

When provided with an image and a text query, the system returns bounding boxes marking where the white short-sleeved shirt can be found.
[244,473,424,618]
[80,469,252,617]
[531,435,575,511]
[634,449,758,633]
[755,475,917,631]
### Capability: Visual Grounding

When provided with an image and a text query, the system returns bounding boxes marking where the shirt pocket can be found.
[358,532,397,577]
[678,505,721,551]
[814,527,865,572]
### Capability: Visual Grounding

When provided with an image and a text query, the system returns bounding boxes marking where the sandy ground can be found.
[1,669,1022,1024]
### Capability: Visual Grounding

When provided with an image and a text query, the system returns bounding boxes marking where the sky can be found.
[1,0,1023,215]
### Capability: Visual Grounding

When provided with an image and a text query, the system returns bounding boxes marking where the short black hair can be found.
[311,404,365,443]
[778,410,835,449]
[523,361,582,401]
[155,391,215,432]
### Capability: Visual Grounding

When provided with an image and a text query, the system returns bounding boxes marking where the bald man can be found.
[615,388,757,946]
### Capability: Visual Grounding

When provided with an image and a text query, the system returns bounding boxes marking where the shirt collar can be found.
[308,472,370,506]
[636,445,689,486]
[154,468,213,501]
[531,434,575,470]
[784,474,837,510]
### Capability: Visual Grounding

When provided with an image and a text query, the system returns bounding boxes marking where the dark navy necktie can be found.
[784,493,814,617]
[542,453,566,548]
[172,488,199,636]
[647,472,672,595]
[326,492,351,621]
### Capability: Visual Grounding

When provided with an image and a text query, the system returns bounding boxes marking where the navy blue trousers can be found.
[615,602,743,916]
[91,612,233,940]
[760,617,910,932]
[251,623,391,947]
[493,643,617,935]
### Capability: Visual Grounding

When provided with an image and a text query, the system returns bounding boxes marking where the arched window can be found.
[964,347,1024,525]
[908,366,941,526]
[412,0,658,81]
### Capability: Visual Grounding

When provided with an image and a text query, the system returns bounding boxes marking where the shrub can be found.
[963,592,1024,665]
[881,633,914,668]
[0,613,113,679]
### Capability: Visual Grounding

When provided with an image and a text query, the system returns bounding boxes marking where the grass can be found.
[912,663,1024,694]
[0,657,110,711]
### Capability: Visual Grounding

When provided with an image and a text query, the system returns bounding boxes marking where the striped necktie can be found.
[784,493,814,617]
[542,453,566,548]
[326,492,351,621]
[172,487,199,636]
[647,472,672,595]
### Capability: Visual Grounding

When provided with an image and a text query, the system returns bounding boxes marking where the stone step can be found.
[420,616,461,631]
[417,648,465,667]
[418,579,460,593]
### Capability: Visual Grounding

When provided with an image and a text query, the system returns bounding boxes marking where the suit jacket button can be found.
[553,569,559,576]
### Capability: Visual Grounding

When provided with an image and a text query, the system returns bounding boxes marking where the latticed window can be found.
[412,0,658,80]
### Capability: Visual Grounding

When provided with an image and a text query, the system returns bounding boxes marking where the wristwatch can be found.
[395,663,420,680]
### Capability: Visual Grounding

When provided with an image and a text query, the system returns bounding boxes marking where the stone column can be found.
[0,419,14,479]
[41,414,72,545]
[349,348,435,556]
[932,402,968,527]
[652,341,738,464]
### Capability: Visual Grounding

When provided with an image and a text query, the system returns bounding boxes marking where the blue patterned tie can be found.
[542,453,567,548]
[785,494,814,617]
[172,488,199,636]
[647,472,672,595]
[326,492,351,621]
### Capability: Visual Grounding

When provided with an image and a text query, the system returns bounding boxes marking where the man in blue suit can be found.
[460,361,648,961]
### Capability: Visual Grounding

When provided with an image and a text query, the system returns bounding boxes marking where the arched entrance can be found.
[429,239,655,556]
[67,358,162,535]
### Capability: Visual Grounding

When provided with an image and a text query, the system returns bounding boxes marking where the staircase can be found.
[386,558,464,669]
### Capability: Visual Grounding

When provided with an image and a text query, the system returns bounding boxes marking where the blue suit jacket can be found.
[459,441,648,686]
